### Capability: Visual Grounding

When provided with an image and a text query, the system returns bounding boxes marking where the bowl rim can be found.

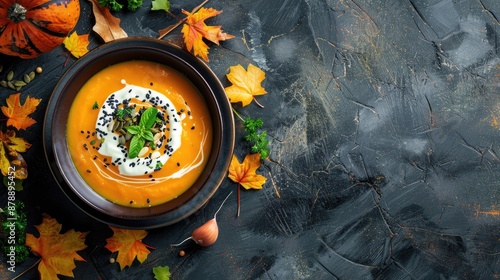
[43,37,235,229]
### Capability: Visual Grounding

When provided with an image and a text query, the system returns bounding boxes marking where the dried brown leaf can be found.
[88,0,128,43]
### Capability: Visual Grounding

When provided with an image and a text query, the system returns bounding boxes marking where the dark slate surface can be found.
[1,0,500,279]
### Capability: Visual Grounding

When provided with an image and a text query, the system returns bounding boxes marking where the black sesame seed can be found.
[86,170,91,173]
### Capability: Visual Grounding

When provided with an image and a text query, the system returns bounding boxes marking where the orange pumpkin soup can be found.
[66,60,213,207]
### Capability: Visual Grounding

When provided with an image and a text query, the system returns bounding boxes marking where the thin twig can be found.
[253,97,264,108]
[158,0,210,40]
[265,167,281,199]
[237,184,241,217]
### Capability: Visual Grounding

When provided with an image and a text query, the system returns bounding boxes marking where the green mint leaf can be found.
[126,125,141,135]
[128,135,145,158]
[151,0,170,12]
[92,101,99,110]
[143,131,154,142]
[140,107,158,129]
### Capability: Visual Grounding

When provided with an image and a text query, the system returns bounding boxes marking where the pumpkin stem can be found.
[8,3,27,23]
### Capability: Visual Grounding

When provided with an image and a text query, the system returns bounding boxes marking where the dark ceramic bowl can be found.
[43,37,234,229]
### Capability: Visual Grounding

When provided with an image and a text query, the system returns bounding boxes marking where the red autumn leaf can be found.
[105,226,154,270]
[25,214,88,280]
[1,93,41,130]
[181,7,234,61]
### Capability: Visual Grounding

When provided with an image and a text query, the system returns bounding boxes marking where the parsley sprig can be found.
[0,201,28,263]
[233,109,270,160]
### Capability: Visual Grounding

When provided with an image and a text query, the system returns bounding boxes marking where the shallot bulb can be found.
[171,192,232,247]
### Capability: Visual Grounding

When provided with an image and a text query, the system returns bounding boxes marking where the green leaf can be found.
[151,0,170,12]
[116,107,133,120]
[92,101,99,110]
[3,176,23,191]
[243,117,263,133]
[242,117,269,160]
[126,125,142,135]
[143,131,154,142]
[153,265,171,280]
[140,107,158,129]
[98,0,123,11]
[155,161,163,170]
[128,135,145,158]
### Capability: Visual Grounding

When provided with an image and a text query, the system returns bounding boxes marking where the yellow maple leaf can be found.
[0,130,30,179]
[225,64,267,107]
[25,214,88,280]
[181,7,234,61]
[1,93,41,130]
[105,226,153,270]
[63,31,90,58]
[228,153,267,190]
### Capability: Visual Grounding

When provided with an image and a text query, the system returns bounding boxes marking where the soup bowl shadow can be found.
[43,37,235,229]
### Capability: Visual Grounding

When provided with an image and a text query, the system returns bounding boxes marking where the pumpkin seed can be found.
[0,65,3,73]
[0,81,7,88]
[118,136,126,145]
[112,121,120,131]
[6,71,14,81]
[23,74,31,83]
[7,81,15,90]
[125,133,132,141]
[28,71,35,80]
[15,86,21,91]
[14,80,26,87]
[150,127,159,134]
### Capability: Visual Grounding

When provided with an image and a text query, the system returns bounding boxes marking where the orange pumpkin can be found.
[0,0,80,58]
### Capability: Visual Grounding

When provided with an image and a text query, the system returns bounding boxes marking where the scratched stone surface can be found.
[1,0,500,279]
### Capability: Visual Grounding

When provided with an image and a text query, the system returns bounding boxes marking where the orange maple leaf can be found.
[1,93,41,130]
[228,153,267,216]
[25,214,88,280]
[63,31,90,58]
[228,153,267,190]
[105,226,153,270]
[225,64,267,107]
[181,7,234,61]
